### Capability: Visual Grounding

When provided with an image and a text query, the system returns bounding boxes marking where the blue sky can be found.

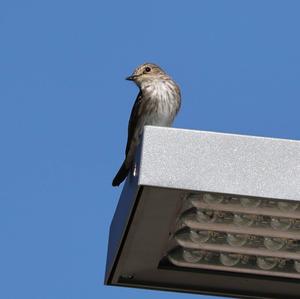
[1,0,300,298]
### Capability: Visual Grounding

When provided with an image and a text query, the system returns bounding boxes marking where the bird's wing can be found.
[125,91,143,156]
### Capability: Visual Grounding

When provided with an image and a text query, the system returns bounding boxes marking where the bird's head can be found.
[126,63,168,87]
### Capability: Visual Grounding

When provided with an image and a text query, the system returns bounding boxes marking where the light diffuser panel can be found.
[167,192,300,279]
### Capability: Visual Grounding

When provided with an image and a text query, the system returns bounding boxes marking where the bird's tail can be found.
[112,161,130,187]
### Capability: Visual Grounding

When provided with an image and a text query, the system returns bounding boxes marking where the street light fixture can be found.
[105,126,300,298]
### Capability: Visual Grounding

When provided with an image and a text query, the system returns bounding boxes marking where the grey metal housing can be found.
[139,126,300,201]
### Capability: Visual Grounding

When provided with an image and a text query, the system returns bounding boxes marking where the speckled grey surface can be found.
[138,126,300,201]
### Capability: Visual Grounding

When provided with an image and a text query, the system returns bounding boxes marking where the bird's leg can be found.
[132,162,138,177]
[127,161,138,185]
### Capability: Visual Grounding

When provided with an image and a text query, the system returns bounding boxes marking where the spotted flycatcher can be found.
[112,63,181,186]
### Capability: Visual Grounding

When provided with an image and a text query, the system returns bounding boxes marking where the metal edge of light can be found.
[138,126,300,201]
[104,145,142,284]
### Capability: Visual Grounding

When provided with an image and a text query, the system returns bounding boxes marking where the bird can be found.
[112,63,181,187]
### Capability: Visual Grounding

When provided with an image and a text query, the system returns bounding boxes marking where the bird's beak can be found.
[126,75,137,81]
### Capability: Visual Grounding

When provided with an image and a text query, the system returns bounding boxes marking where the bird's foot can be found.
[132,163,138,177]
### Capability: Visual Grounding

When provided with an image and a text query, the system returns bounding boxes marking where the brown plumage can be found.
[112,63,181,186]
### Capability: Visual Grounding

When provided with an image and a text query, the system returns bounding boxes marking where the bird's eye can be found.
[145,67,151,73]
